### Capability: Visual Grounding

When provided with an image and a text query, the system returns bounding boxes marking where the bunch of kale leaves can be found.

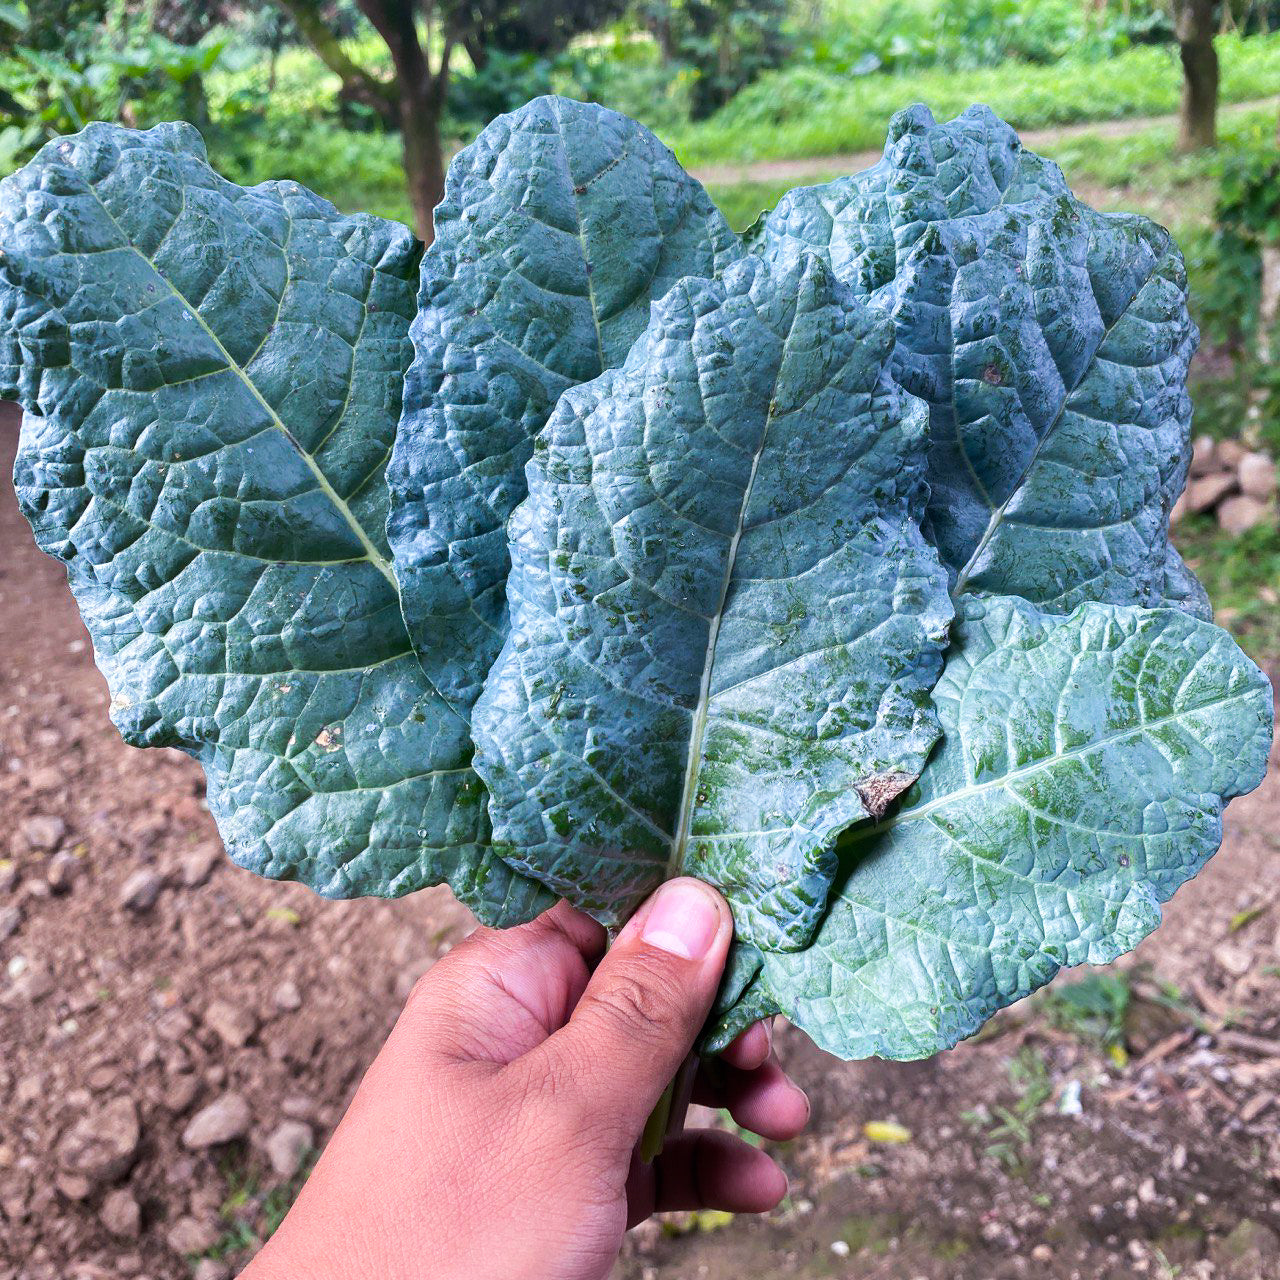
[0,98,1271,1061]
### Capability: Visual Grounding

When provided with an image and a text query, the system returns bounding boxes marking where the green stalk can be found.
[639,1051,699,1163]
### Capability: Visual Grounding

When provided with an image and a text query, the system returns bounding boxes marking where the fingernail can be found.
[641,879,721,960]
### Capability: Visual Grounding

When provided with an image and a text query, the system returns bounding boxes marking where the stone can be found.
[1215,941,1253,977]
[26,765,63,793]
[118,869,163,913]
[193,1261,230,1280]
[1190,434,1217,475]
[178,842,221,889]
[21,815,65,852]
[56,1097,140,1186]
[1186,472,1237,514]
[0,906,21,942]
[1239,451,1277,500]
[99,1188,141,1239]
[1218,438,1247,468]
[265,1120,313,1179]
[1169,490,1190,526]
[272,980,302,1012]
[163,1074,200,1114]
[12,963,53,1002]
[46,851,78,894]
[1218,494,1271,536]
[166,1215,217,1256]
[55,1171,93,1201]
[203,999,258,1049]
[182,1093,251,1149]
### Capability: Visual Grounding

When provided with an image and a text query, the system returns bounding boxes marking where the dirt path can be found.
[690,94,1280,188]
[1,399,1279,1280]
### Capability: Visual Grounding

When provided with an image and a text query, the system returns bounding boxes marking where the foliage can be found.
[669,31,1280,164]
[793,0,1174,80]
[1177,516,1280,665]
[0,0,226,168]
[634,0,791,119]
[1041,973,1132,1052]
[0,101,1271,1068]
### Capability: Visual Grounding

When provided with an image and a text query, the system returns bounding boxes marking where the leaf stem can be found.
[639,1050,699,1164]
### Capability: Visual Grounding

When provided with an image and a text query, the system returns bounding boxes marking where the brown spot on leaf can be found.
[855,771,913,820]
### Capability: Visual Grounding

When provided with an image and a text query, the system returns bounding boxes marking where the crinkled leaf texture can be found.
[708,596,1273,1057]
[387,96,742,715]
[0,122,551,923]
[472,253,953,952]
[755,104,1208,619]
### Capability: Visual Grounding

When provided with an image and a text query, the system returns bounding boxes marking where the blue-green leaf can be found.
[386,96,741,715]
[755,105,1206,618]
[472,254,953,951]
[708,596,1273,1057]
[1,122,551,923]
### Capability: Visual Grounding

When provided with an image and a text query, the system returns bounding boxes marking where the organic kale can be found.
[0,98,1271,1066]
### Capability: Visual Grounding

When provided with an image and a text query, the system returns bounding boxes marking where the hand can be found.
[244,878,809,1280]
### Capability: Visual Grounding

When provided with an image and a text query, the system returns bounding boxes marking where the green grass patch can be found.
[669,33,1280,166]
[1176,514,1280,666]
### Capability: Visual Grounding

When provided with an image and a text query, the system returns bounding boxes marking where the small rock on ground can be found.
[21,815,66,852]
[166,1214,218,1256]
[203,999,258,1049]
[265,1120,314,1178]
[182,1093,251,1149]
[272,980,302,1012]
[1218,494,1272,536]
[1239,451,1277,500]
[118,869,164,913]
[56,1097,141,1187]
[98,1188,141,1239]
[0,904,22,941]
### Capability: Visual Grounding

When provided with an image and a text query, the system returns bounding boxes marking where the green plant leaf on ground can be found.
[472,253,952,950]
[0,122,550,923]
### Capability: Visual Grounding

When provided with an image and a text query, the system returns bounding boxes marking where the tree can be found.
[635,0,790,119]
[1171,0,1219,150]
[271,0,625,242]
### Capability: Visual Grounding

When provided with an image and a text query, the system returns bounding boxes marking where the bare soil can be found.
[1,400,1279,1280]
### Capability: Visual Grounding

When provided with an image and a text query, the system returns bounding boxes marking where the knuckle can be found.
[592,962,683,1036]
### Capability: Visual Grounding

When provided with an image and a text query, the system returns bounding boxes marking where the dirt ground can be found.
[1,398,1279,1280]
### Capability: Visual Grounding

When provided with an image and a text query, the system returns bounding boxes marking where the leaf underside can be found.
[1,122,551,923]
[472,253,953,952]
[387,96,742,717]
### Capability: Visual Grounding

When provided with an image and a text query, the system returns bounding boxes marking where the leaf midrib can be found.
[666,297,803,879]
[83,179,399,591]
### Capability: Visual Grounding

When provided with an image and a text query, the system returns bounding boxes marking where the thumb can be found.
[533,877,733,1140]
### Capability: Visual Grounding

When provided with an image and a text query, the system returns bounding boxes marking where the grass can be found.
[668,31,1280,166]
[1175,515,1280,666]
[700,103,1280,234]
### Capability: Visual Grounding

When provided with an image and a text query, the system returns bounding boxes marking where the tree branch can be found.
[270,0,397,122]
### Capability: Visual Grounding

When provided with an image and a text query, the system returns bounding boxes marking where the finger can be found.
[720,1019,772,1071]
[692,1053,810,1142]
[395,900,607,1065]
[625,1129,787,1227]
[532,878,733,1140]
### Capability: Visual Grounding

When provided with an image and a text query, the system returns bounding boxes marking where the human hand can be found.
[244,879,809,1280]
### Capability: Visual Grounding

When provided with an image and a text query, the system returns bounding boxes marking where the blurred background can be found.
[0,2,1278,1278]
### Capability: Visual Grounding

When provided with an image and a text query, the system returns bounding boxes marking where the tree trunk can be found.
[1176,0,1219,152]
[399,82,445,244]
